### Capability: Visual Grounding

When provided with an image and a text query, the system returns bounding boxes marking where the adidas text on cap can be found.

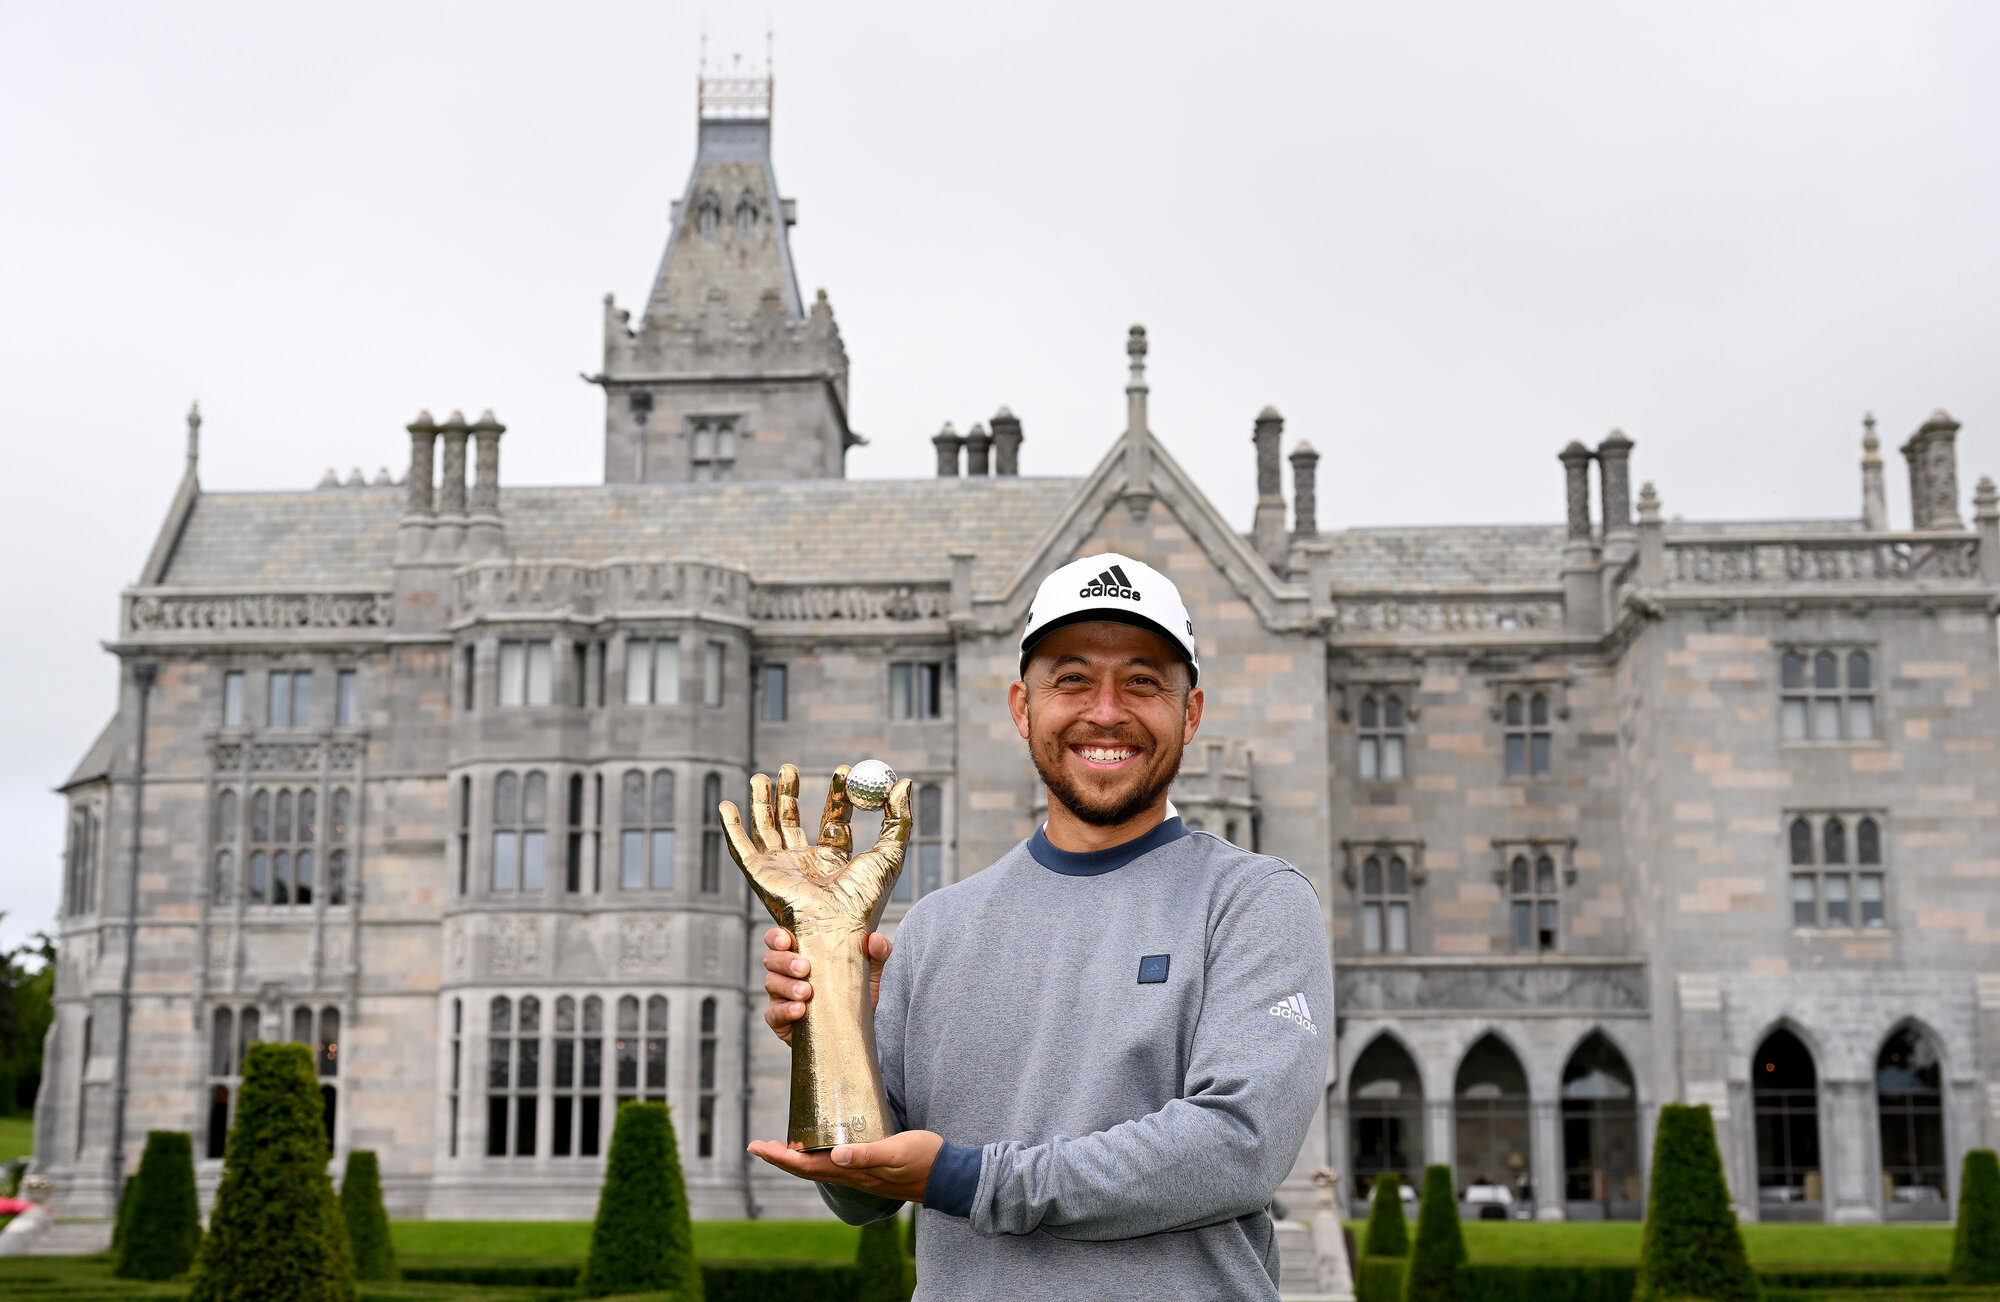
[1019,553,1200,686]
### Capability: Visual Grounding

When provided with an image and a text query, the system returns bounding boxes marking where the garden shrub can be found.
[338,1149,397,1281]
[187,1041,354,1302]
[1950,1147,2000,1285]
[1452,1263,1636,1302]
[1404,1164,1465,1302]
[1633,1103,1759,1302]
[108,1170,137,1259]
[1364,1173,1410,1257]
[405,1258,865,1300]
[112,1130,201,1280]
[1357,1254,1408,1302]
[856,1212,910,1302]
[578,1101,703,1299]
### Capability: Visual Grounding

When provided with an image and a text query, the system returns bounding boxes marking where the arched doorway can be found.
[1561,1032,1641,1220]
[1877,1027,1947,1220]
[1350,1036,1424,1205]
[1454,1035,1532,1217]
[1753,1029,1823,1221]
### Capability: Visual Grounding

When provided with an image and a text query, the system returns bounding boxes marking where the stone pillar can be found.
[1861,413,1889,531]
[1253,406,1287,569]
[932,423,962,477]
[434,410,469,555]
[1825,1079,1879,1222]
[948,549,976,624]
[1597,429,1634,543]
[1532,1098,1565,1219]
[1902,409,1963,530]
[1974,477,1999,584]
[990,407,1023,475]
[1290,439,1320,541]
[1558,441,1602,634]
[467,409,506,560]
[1122,327,1154,520]
[398,410,438,562]
[963,423,992,476]
[1637,482,1665,587]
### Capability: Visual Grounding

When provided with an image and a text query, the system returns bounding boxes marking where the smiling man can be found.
[746,552,1334,1301]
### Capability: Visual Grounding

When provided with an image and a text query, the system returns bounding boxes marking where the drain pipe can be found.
[740,659,763,1219]
[109,661,156,1201]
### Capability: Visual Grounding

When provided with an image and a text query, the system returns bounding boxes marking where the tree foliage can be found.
[187,1041,354,1302]
[113,1130,201,1280]
[0,920,55,1115]
[857,1212,909,1302]
[1404,1164,1466,1302]
[1633,1104,1759,1302]
[1363,1173,1410,1257]
[338,1149,398,1281]
[1950,1149,2000,1285]
[579,1101,703,1299]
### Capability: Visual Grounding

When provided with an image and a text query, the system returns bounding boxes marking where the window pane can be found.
[269,671,291,727]
[330,789,349,840]
[1857,817,1881,865]
[1357,737,1378,781]
[521,832,545,890]
[216,790,237,842]
[1814,698,1842,740]
[583,996,602,1034]
[295,850,313,904]
[492,831,518,891]
[290,672,312,726]
[211,1008,233,1076]
[327,850,346,905]
[656,639,680,704]
[1505,694,1523,727]
[890,664,913,719]
[1814,651,1839,690]
[920,842,942,896]
[223,672,244,727]
[573,642,588,707]
[1384,695,1404,728]
[297,789,316,842]
[1362,856,1382,894]
[621,831,644,890]
[919,784,943,834]
[1847,651,1871,690]
[1387,902,1409,953]
[1513,900,1532,950]
[490,996,512,1034]
[272,851,290,905]
[763,665,787,721]
[1790,818,1815,866]
[519,995,540,1035]
[1538,900,1557,950]
[1382,736,1404,780]
[621,770,645,826]
[1505,734,1526,777]
[651,771,675,825]
[555,995,575,1033]
[1536,855,1556,894]
[1781,698,1809,740]
[625,639,651,704]
[1823,818,1846,865]
[1358,695,1377,728]
[1387,856,1409,895]
[647,995,668,1032]
[1781,651,1807,690]
[1825,873,1851,925]
[1859,874,1884,927]
[582,1038,602,1088]
[1510,856,1528,894]
[1531,734,1551,776]
[252,790,270,842]
[645,1037,666,1090]
[250,851,268,904]
[499,642,525,706]
[1362,903,1383,953]
[1530,693,1549,726]
[336,669,357,725]
[651,830,675,890]
[214,850,233,905]
[523,772,547,825]
[703,642,724,706]
[526,642,552,705]
[1849,696,1875,740]
[495,772,519,825]
[920,663,943,717]
[1792,874,1817,926]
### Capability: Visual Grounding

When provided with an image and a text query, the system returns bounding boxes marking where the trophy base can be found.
[790,1115,885,1152]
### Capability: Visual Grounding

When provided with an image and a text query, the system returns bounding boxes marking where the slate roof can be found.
[1321,524,1567,589]
[61,719,117,791]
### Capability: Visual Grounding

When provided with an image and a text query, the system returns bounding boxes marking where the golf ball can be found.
[845,759,897,810]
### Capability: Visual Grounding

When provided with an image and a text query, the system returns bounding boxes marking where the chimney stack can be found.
[467,409,507,559]
[964,423,992,475]
[1558,440,1601,633]
[1289,440,1319,540]
[399,410,438,561]
[990,407,1023,475]
[1252,406,1287,569]
[1597,429,1634,541]
[932,422,963,477]
[1902,409,1964,530]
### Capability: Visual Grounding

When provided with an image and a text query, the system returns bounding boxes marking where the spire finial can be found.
[1862,411,1880,459]
[185,400,202,474]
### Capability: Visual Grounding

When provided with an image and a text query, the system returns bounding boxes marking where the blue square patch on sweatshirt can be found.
[1137,954,1171,984]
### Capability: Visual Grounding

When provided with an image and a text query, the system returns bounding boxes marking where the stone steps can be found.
[26,1220,113,1255]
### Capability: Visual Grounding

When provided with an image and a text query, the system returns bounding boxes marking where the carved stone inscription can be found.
[128,591,393,633]
[749,584,950,622]
[1667,539,1979,585]
[1331,599,1561,634]
[618,916,672,973]
[1337,963,1647,1014]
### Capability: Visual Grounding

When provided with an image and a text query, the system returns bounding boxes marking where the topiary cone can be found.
[1363,1172,1410,1257]
[1403,1164,1465,1302]
[338,1149,398,1281]
[1633,1103,1759,1302]
[187,1041,354,1302]
[112,1130,201,1280]
[579,1101,703,1299]
[1950,1149,2000,1285]
[857,1213,907,1302]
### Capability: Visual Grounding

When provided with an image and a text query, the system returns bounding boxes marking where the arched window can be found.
[293,1006,314,1044]
[457,777,472,896]
[694,188,721,240]
[1877,1027,1946,1220]
[327,851,347,907]
[487,995,530,1157]
[644,995,668,1103]
[248,787,314,907]
[1358,694,1405,781]
[215,789,237,843]
[615,995,640,1100]
[566,773,586,893]
[1560,1033,1640,1219]
[1359,853,1411,954]
[1454,1035,1531,1210]
[621,770,674,890]
[1857,817,1881,866]
[1753,1029,1822,1220]
[317,1007,339,1078]
[698,997,719,1158]
[1792,812,1886,928]
[1349,1036,1424,1203]
[210,1008,234,1077]
[1781,647,1875,740]
[734,188,759,240]
[1790,818,1814,866]
[699,773,721,893]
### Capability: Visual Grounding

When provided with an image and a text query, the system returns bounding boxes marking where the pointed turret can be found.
[594,64,855,482]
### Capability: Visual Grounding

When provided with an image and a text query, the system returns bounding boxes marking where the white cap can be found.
[1019,552,1200,686]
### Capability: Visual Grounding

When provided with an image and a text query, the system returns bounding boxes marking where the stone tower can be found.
[595,69,856,482]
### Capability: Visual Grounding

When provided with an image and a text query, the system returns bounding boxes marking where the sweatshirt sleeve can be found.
[964,867,1333,1241]
[817,919,914,1227]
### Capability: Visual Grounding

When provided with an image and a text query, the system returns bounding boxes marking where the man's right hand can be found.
[761,925,893,1046]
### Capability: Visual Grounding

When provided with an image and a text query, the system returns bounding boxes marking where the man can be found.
[735,553,1333,1300]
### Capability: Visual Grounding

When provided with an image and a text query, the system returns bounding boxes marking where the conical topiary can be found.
[108,1170,137,1260]
[858,1212,907,1302]
[579,1102,703,1299]
[187,1041,354,1302]
[1363,1173,1410,1257]
[1402,1165,1465,1302]
[1950,1149,2000,1285]
[1633,1104,1759,1302]
[338,1149,397,1281]
[113,1131,201,1279]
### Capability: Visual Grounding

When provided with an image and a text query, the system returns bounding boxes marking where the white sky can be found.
[3,3,1998,949]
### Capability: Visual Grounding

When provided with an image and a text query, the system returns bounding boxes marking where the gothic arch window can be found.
[1561,1032,1640,1219]
[694,188,721,241]
[1359,851,1412,954]
[1349,1035,1424,1202]
[1454,1035,1531,1209]
[1790,812,1886,929]
[492,771,549,893]
[1509,852,1559,952]
[247,786,315,907]
[698,997,719,1157]
[1877,1026,1947,1219]
[1781,647,1875,741]
[1753,1028,1823,1220]
[734,188,759,240]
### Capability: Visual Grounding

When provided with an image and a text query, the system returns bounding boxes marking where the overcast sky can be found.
[4,3,1997,949]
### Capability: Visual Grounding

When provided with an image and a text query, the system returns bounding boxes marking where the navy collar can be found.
[1028,817,1190,877]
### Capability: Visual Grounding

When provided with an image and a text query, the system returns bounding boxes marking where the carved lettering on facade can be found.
[618,916,672,973]
[748,584,953,622]
[1666,538,1980,585]
[248,742,321,774]
[128,591,394,634]
[1331,599,1561,634]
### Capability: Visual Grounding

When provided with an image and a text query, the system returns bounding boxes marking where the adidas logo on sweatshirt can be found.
[1268,993,1318,1035]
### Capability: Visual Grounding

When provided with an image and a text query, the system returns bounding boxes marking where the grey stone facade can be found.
[37,77,2000,1228]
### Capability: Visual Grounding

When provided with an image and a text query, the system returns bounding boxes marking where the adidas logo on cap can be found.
[1078,564,1141,603]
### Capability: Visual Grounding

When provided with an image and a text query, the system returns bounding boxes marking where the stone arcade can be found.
[38,72,2000,1226]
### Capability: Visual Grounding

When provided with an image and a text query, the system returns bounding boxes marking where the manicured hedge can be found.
[1363,1173,1410,1257]
[1405,1165,1466,1302]
[579,1102,702,1299]
[1634,1103,1759,1302]
[339,1150,397,1282]
[1452,1263,1636,1302]
[1356,1254,1407,1302]
[1760,1270,1948,1290]
[112,1130,201,1280]
[401,1257,867,1299]
[855,1214,909,1302]
[400,1259,582,1286]
[1950,1148,2000,1285]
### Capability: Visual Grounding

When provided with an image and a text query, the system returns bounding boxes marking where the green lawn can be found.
[0,1113,34,1164]
[1346,1219,1954,1269]
[391,1217,862,1261]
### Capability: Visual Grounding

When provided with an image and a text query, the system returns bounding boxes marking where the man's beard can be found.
[1031,730,1185,828]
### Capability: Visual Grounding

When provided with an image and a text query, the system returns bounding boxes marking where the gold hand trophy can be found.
[721,761,911,1150]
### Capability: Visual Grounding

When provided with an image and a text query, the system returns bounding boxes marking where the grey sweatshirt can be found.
[819,818,1334,1300]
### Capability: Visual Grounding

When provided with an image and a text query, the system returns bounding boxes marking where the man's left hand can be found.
[747,1129,943,1203]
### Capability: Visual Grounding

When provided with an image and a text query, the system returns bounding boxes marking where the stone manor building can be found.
[38,72,2000,1227]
